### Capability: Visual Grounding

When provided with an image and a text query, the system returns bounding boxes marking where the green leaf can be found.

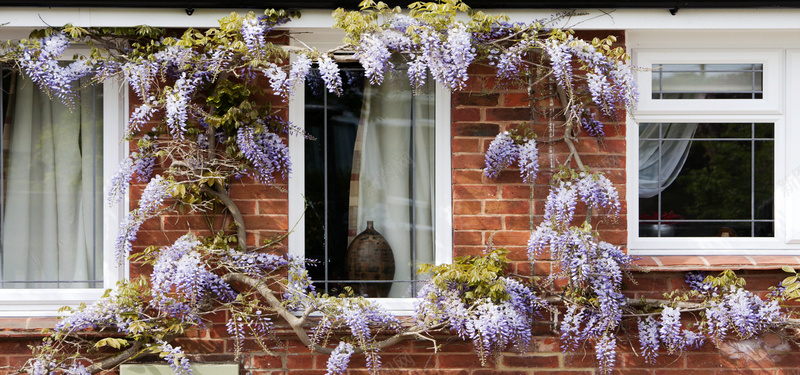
[95,338,129,350]
[782,265,796,274]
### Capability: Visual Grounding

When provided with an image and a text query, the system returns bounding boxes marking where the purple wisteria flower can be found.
[284,255,316,309]
[223,250,288,276]
[575,173,621,215]
[128,98,159,134]
[326,342,355,375]
[150,234,236,320]
[544,38,573,88]
[518,138,539,183]
[595,335,617,374]
[638,316,660,364]
[108,158,136,205]
[123,60,157,102]
[241,17,267,52]
[157,341,193,375]
[236,126,291,184]
[317,55,342,94]
[17,33,93,105]
[484,131,519,179]
[415,275,547,365]
[114,175,172,261]
[658,307,704,353]
[165,73,200,140]
[54,294,136,334]
[581,111,605,138]
[356,33,393,85]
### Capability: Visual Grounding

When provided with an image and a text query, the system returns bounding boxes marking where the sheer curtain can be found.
[639,123,697,198]
[1,77,102,288]
[351,76,435,298]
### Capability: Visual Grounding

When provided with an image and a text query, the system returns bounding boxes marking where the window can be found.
[288,35,452,310]
[627,32,800,255]
[0,68,126,316]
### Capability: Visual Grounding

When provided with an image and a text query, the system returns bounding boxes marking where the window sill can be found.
[634,255,800,271]
[0,317,59,338]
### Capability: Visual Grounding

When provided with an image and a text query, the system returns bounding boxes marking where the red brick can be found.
[452,108,481,122]
[453,185,498,200]
[453,170,485,185]
[453,122,500,137]
[621,353,684,368]
[453,200,482,215]
[0,341,33,355]
[437,354,484,368]
[452,138,481,153]
[502,354,560,368]
[485,200,530,215]
[409,370,469,375]
[172,338,225,354]
[453,154,488,169]
[453,215,502,231]
[286,354,315,369]
[258,201,289,215]
[453,231,483,246]
[489,231,532,248]
[454,92,500,107]
[242,215,287,230]
[503,92,530,107]
[228,185,287,200]
[252,354,283,369]
[486,108,532,122]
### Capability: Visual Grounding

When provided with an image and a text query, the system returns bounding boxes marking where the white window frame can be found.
[627,30,800,255]
[0,43,127,316]
[287,29,452,314]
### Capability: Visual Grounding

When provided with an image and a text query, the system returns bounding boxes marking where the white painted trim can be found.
[121,363,239,375]
[784,49,800,244]
[287,54,306,259]
[103,78,129,286]
[434,84,453,267]
[3,7,800,31]
[633,49,783,115]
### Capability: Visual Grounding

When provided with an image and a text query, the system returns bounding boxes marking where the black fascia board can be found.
[2,0,800,9]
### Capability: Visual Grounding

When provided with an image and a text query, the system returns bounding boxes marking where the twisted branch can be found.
[86,340,143,374]
[201,185,247,248]
[222,273,435,355]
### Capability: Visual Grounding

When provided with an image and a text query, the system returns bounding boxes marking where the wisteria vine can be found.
[2,2,798,375]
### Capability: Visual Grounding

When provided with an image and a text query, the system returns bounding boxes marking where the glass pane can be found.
[638,123,774,238]
[304,65,436,298]
[754,140,774,220]
[0,73,104,288]
[652,63,763,99]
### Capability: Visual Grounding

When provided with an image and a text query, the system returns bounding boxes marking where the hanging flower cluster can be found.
[484,131,539,183]
[115,175,173,261]
[150,235,237,321]
[415,249,551,365]
[15,32,92,105]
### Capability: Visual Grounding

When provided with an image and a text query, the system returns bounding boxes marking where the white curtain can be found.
[639,123,697,198]
[353,77,435,298]
[1,77,102,288]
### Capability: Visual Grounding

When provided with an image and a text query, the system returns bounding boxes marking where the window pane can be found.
[304,66,435,298]
[638,122,774,238]
[652,64,763,99]
[0,72,104,288]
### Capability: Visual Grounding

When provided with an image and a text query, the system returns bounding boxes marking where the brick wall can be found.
[2,30,798,375]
